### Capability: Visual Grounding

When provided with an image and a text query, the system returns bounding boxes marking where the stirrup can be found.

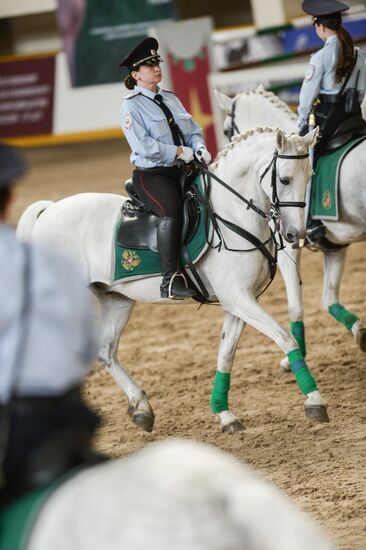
[305,222,326,247]
[168,272,187,299]
[161,272,195,300]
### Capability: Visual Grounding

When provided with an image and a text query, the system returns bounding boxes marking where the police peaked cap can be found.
[0,143,27,189]
[302,0,349,16]
[118,37,163,71]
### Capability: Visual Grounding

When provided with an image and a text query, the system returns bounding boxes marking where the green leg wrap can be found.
[210,371,230,414]
[328,303,359,332]
[287,349,317,396]
[290,321,306,357]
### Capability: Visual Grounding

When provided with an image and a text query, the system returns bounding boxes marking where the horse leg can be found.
[322,248,366,352]
[211,312,246,433]
[277,246,306,372]
[226,292,329,424]
[95,289,155,432]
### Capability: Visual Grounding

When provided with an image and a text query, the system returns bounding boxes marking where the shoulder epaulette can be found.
[161,88,177,95]
[124,91,141,99]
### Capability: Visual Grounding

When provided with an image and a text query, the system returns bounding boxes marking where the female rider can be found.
[297,0,366,242]
[119,37,212,300]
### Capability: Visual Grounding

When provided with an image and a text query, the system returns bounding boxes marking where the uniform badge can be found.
[151,49,156,55]
[124,112,132,130]
[305,64,315,82]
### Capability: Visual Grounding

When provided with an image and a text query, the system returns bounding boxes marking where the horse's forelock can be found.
[287,134,308,154]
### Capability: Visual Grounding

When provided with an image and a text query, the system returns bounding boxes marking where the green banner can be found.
[58,0,176,87]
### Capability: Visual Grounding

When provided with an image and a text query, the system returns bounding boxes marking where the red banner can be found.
[167,47,217,157]
[0,55,55,138]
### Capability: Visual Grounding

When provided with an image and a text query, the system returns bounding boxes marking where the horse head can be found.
[261,128,318,243]
[215,87,297,141]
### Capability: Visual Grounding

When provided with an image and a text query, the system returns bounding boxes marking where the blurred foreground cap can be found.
[0,143,27,189]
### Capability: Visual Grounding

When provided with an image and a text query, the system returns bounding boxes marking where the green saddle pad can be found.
[111,174,209,284]
[310,136,366,221]
[0,469,80,550]
[0,485,56,550]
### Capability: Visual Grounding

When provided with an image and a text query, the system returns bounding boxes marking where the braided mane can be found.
[212,126,277,169]
[238,87,297,121]
[212,125,307,169]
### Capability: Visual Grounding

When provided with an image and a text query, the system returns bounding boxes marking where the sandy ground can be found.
[10,139,366,549]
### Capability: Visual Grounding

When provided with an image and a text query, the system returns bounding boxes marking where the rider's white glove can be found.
[195,147,212,164]
[177,146,194,163]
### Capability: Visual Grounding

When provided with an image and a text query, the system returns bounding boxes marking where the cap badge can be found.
[151,50,156,55]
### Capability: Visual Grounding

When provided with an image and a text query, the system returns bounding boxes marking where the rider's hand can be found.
[177,146,194,163]
[195,147,212,164]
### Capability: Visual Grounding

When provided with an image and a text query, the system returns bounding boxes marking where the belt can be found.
[319,93,344,104]
[134,165,183,173]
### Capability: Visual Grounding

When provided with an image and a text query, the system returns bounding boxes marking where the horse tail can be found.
[16,200,54,241]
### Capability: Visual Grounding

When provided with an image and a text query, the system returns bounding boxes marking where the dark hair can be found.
[319,16,354,82]
[0,186,11,217]
[335,26,354,82]
[124,74,137,90]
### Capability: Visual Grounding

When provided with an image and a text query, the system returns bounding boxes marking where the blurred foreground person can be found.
[0,143,101,509]
[27,439,335,550]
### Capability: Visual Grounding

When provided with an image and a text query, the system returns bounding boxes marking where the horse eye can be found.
[280,177,290,186]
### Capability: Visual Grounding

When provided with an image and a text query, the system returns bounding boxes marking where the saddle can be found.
[322,115,366,154]
[117,179,201,252]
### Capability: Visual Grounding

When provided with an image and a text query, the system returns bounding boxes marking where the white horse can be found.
[17,127,325,433]
[215,87,366,369]
[26,439,334,550]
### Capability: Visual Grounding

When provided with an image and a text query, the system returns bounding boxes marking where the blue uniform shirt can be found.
[120,85,205,168]
[298,36,366,128]
[0,224,99,403]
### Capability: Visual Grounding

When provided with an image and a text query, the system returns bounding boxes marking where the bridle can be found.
[259,149,308,212]
[224,101,309,211]
[224,99,239,141]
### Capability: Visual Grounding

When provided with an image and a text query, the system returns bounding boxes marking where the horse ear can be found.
[276,129,287,150]
[256,84,265,92]
[214,90,234,112]
[302,126,319,148]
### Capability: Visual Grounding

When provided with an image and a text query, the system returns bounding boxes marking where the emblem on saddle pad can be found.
[321,190,332,210]
[122,249,141,271]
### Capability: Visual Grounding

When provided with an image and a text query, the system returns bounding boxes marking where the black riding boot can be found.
[305,219,326,247]
[157,217,196,299]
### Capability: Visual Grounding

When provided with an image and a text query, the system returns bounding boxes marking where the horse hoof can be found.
[132,412,155,433]
[355,327,366,352]
[278,356,291,373]
[304,405,330,423]
[221,419,244,433]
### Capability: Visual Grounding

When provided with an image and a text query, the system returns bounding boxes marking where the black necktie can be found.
[154,94,184,147]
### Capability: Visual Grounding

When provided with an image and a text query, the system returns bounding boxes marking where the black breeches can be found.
[132,166,184,222]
